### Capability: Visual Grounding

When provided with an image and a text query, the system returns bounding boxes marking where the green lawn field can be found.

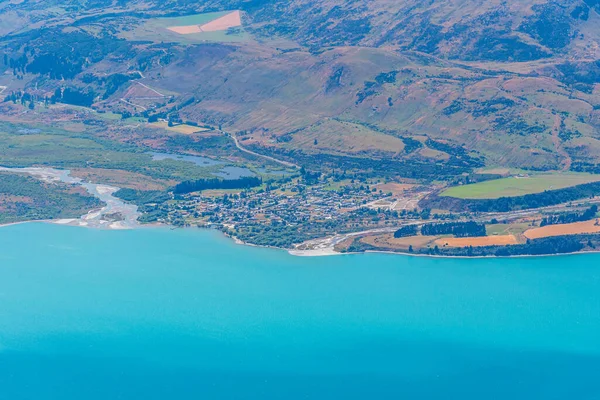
[441,173,600,199]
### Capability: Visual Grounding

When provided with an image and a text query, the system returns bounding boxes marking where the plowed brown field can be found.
[167,25,202,34]
[435,235,519,247]
[524,219,600,239]
[201,10,241,32]
[167,11,241,35]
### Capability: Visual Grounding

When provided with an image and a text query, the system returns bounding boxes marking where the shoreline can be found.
[2,219,599,259]
[215,227,600,260]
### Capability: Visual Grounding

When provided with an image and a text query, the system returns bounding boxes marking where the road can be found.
[119,98,147,111]
[229,133,299,169]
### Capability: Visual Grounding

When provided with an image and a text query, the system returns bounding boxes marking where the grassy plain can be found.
[0,122,223,182]
[286,120,406,156]
[486,223,531,236]
[70,168,175,191]
[441,173,600,199]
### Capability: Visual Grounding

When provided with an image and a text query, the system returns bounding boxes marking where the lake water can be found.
[1,223,599,399]
[150,152,255,179]
[150,152,223,167]
[212,165,256,179]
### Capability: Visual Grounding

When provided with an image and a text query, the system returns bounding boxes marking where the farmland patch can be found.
[524,219,600,239]
[441,173,600,199]
[435,235,519,248]
[122,11,247,43]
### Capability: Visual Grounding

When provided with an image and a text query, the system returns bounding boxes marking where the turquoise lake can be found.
[1,223,599,399]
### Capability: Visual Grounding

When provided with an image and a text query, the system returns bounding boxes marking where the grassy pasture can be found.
[441,173,600,199]
[0,122,221,181]
[120,11,248,44]
[288,120,406,156]
[486,223,531,236]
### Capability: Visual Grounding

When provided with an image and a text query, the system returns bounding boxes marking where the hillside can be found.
[1,0,600,178]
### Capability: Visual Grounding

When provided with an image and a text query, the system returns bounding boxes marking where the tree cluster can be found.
[173,176,262,194]
[540,205,598,226]
[393,225,418,238]
[421,221,486,237]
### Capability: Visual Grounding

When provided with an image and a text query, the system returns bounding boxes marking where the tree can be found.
[408,245,413,253]
[28,100,35,110]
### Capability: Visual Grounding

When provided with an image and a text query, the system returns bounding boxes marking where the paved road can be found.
[230,133,299,169]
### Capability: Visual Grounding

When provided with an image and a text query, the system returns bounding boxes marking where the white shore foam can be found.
[288,248,340,257]
[52,219,78,225]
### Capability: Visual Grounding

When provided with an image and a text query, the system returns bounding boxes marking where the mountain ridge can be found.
[1,0,600,177]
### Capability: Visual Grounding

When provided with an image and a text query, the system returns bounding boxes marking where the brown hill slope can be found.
[2,0,600,177]
[232,0,600,61]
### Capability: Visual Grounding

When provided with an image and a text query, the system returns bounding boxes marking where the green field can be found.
[485,223,531,236]
[120,11,248,44]
[0,122,224,181]
[441,173,600,199]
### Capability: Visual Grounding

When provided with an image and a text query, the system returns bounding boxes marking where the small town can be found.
[163,178,434,248]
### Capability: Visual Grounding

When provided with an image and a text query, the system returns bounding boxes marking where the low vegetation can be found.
[0,172,101,224]
[114,188,170,205]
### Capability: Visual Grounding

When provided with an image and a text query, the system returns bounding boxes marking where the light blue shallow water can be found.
[1,223,599,399]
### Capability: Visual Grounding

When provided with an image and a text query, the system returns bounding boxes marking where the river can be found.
[0,166,140,229]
